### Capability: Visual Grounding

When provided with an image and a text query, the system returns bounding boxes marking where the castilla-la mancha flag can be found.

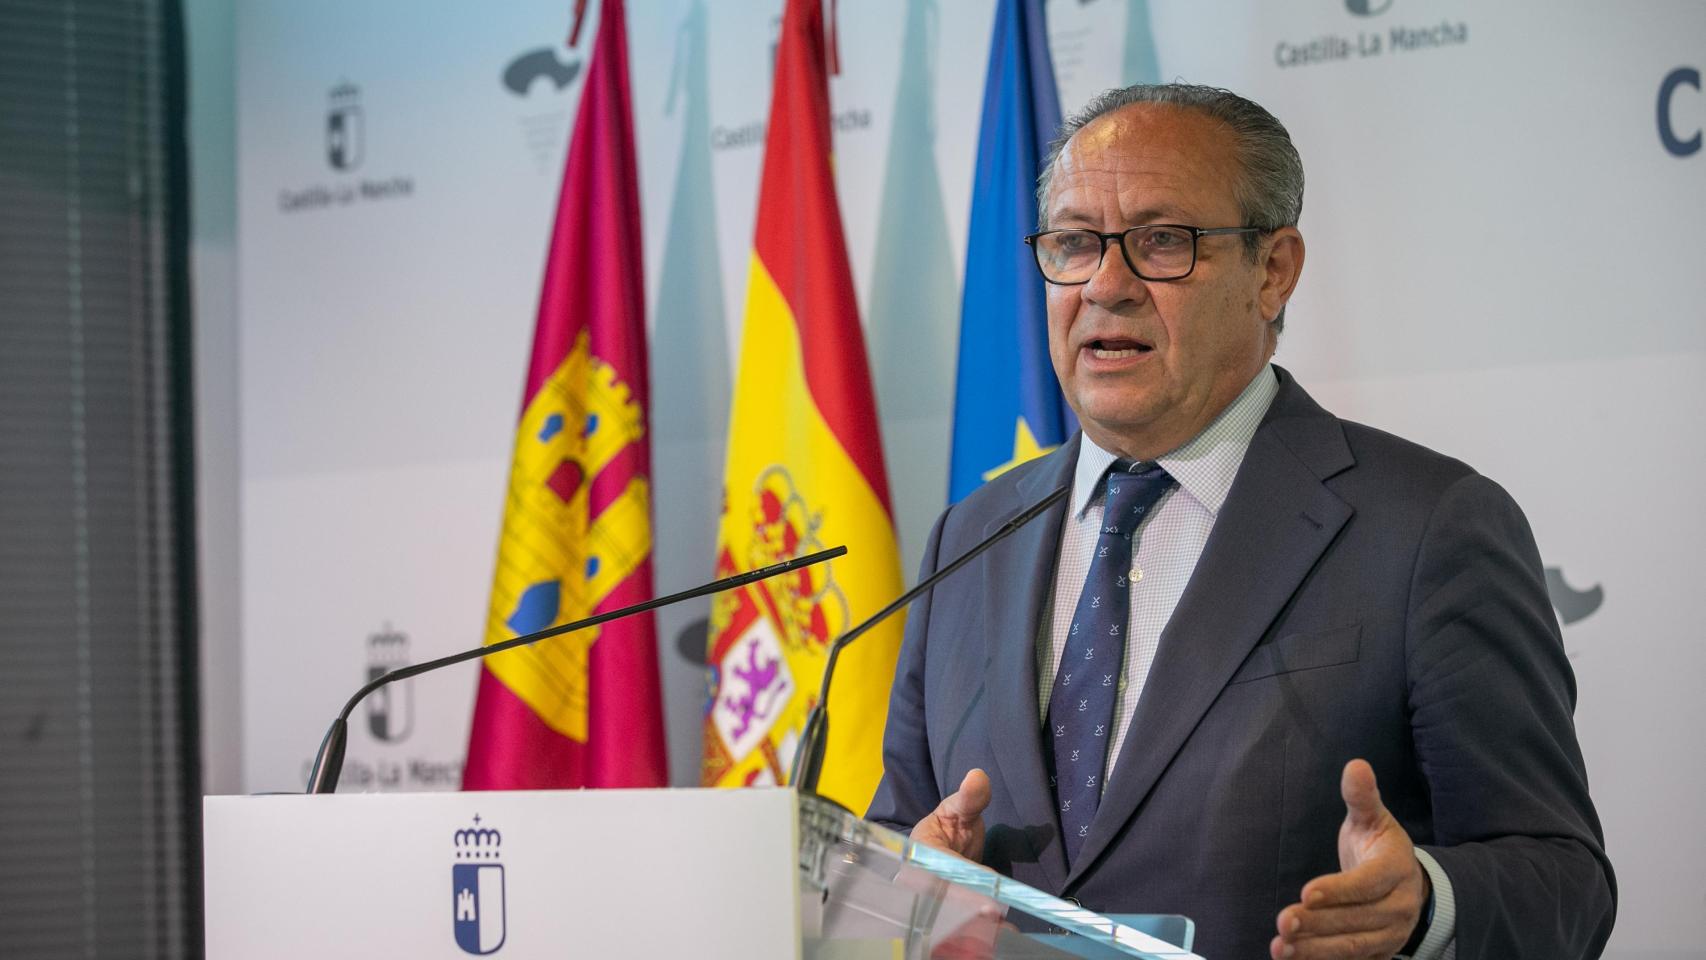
[463,0,666,790]
[702,0,905,812]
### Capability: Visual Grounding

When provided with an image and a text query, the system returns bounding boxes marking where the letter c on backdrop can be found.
[1658,67,1701,156]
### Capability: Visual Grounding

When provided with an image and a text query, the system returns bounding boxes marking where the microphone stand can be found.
[305,545,848,794]
[789,485,1069,801]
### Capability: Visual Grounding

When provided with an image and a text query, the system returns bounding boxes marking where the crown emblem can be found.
[454,815,502,860]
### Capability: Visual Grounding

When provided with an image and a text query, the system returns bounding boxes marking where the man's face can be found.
[1043,104,1292,460]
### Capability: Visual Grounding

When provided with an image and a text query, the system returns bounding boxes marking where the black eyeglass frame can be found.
[1022,224,1263,284]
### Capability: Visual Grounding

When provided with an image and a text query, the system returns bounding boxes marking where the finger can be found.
[1278,898,1415,939]
[1300,857,1406,908]
[942,768,992,821]
[911,813,964,856]
[914,770,991,858]
[1339,759,1383,832]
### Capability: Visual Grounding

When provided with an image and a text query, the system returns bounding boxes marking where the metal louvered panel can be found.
[0,0,199,956]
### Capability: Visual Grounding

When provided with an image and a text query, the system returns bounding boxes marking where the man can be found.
[867,84,1615,959]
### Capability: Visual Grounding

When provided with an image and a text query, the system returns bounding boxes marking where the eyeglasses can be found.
[1023,224,1262,284]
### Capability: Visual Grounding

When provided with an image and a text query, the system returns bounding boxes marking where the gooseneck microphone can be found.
[305,545,848,794]
[789,485,1071,799]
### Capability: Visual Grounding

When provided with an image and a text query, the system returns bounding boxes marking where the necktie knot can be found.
[1100,460,1174,537]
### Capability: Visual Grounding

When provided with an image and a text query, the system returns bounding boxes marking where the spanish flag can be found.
[702,0,904,812]
[463,0,666,790]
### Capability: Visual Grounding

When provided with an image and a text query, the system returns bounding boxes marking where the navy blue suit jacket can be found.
[868,368,1614,958]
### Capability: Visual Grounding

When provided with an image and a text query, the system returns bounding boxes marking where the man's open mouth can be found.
[1087,338,1153,359]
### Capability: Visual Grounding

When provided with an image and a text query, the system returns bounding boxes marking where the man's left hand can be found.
[1270,759,1430,960]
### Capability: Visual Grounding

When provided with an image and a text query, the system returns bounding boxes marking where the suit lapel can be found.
[982,437,1078,892]
[1067,372,1355,885]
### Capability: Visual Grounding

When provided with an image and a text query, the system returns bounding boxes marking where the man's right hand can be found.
[911,768,992,862]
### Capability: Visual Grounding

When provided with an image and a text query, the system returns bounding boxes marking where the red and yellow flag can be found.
[702,0,904,811]
[463,0,666,790]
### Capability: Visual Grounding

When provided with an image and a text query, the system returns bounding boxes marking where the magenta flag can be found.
[463,0,667,789]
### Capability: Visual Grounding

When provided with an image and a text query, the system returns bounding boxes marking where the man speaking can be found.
[867,84,1615,959]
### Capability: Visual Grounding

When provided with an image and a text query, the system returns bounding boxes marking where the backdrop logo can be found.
[1658,67,1701,156]
[453,815,506,955]
[499,38,585,173]
[278,79,415,214]
[501,46,582,97]
[326,82,363,171]
[365,623,413,743]
[1545,567,1604,626]
[1277,4,1466,69]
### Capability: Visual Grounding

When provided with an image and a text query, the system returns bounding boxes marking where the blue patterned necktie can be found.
[1047,459,1175,866]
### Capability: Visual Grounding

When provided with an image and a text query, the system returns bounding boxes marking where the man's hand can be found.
[911,768,992,862]
[1271,759,1430,960]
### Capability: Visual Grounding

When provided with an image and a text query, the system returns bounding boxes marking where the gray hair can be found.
[1036,83,1305,330]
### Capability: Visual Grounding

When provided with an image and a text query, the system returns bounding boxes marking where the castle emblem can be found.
[452,815,506,955]
[326,82,363,171]
[364,623,412,743]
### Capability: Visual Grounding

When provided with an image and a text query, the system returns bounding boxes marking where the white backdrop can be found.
[231,2,1706,956]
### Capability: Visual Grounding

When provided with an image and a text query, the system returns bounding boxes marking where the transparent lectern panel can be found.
[797,794,1202,960]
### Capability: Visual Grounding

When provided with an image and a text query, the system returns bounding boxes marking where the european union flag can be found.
[949,0,1075,503]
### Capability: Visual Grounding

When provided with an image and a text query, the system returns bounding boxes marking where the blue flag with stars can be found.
[948,0,1075,503]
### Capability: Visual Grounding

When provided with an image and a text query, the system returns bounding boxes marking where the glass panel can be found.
[798,794,1202,960]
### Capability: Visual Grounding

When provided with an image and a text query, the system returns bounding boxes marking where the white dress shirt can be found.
[1037,364,1278,775]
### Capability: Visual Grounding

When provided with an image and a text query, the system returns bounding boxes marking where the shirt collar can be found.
[1071,364,1280,518]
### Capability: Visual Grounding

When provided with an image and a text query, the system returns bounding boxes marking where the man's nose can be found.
[1081,237,1149,309]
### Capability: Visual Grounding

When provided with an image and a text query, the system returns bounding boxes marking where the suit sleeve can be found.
[1404,473,1616,958]
[865,506,951,831]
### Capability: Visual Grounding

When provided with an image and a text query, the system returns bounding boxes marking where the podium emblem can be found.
[452,816,506,954]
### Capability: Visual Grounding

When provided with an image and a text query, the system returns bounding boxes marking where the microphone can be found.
[305,544,849,794]
[789,484,1071,799]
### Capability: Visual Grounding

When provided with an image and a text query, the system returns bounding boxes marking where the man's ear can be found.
[1258,228,1305,323]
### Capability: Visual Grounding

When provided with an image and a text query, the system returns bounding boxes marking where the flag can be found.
[701,0,904,812]
[463,0,666,790]
[947,0,1075,503]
